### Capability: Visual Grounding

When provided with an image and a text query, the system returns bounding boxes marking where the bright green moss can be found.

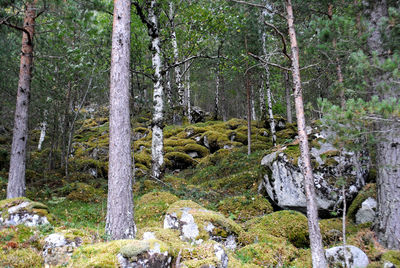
[319,217,360,247]
[382,250,400,266]
[134,151,152,168]
[201,131,230,151]
[65,182,105,203]
[164,138,196,147]
[135,192,180,229]
[0,248,43,268]
[283,144,301,165]
[119,240,150,258]
[217,195,273,223]
[183,144,209,158]
[165,152,196,169]
[245,210,310,248]
[347,183,377,222]
[236,241,298,267]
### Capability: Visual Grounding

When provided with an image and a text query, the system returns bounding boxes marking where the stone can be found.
[325,245,369,268]
[355,197,377,224]
[0,198,50,227]
[43,233,82,267]
[191,106,206,123]
[259,128,368,215]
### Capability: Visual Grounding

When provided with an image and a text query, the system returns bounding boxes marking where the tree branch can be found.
[0,20,32,45]
[226,0,285,19]
[264,21,291,62]
[248,52,292,71]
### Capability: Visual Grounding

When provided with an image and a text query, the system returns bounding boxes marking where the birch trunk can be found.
[365,0,400,250]
[170,2,184,119]
[165,69,172,105]
[285,1,327,266]
[284,70,293,123]
[259,75,267,122]
[260,7,276,146]
[251,86,257,121]
[38,113,47,151]
[246,75,252,155]
[150,0,164,180]
[106,0,136,240]
[186,67,192,123]
[7,0,37,198]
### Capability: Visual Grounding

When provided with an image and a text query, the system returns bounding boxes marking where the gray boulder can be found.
[43,233,82,267]
[355,197,377,224]
[259,128,368,215]
[0,198,50,227]
[325,245,369,268]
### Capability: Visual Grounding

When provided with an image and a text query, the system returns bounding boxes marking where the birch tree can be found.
[106,0,136,240]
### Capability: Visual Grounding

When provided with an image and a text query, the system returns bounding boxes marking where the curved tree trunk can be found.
[106,0,136,240]
[285,1,328,266]
[7,0,37,198]
[364,0,400,250]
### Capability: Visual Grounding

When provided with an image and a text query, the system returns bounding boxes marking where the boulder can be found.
[325,245,369,268]
[43,233,82,267]
[259,129,368,215]
[163,200,243,250]
[190,106,206,123]
[355,197,377,224]
[0,197,51,227]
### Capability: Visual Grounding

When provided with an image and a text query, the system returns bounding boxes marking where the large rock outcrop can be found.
[259,128,368,215]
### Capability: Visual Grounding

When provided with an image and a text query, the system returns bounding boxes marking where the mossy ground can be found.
[0,114,386,267]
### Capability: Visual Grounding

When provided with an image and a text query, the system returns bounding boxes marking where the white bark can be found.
[38,116,47,151]
[106,0,136,240]
[251,86,257,121]
[165,69,172,105]
[260,7,276,146]
[150,0,164,179]
[184,61,191,123]
[259,75,266,121]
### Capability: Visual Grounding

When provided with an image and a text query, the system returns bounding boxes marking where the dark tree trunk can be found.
[286,0,328,266]
[106,0,136,240]
[364,0,400,250]
[284,70,293,124]
[7,0,37,198]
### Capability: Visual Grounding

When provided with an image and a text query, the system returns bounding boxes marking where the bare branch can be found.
[248,52,292,71]
[264,21,291,62]
[0,20,32,45]
[227,0,285,19]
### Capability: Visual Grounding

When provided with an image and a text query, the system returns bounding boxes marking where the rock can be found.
[43,233,82,267]
[325,245,369,268]
[118,240,172,268]
[163,200,243,250]
[260,129,368,215]
[0,197,51,227]
[355,197,377,224]
[191,106,206,123]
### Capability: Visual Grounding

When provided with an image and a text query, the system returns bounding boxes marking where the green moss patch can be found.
[217,195,273,223]
[347,183,377,222]
[245,210,310,248]
[165,152,197,170]
[135,192,180,229]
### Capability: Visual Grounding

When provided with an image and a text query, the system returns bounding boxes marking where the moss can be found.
[283,144,301,165]
[164,138,196,147]
[245,210,310,248]
[347,228,385,261]
[236,241,298,267]
[134,151,152,168]
[63,182,105,203]
[165,152,197,169]
[0,248,43,268]
[0,197,52,222]
[347,183,377,221]
[119,240,150,258]
[167,200,243,241]
[135,192,180,229]
[226,118,247,130]
[251,141,270,151]
[52,227,99,245]
[290,248,312,267]
[201,131,230,152]
[198,149,230,167]
[183,144,209,158]
[320,150,340,159]
[319,218,361,247]
[382,250,400,266]
[324,158,339,166]
[70,239,134,267]
[217,195,273,223]
[182,126,207,138]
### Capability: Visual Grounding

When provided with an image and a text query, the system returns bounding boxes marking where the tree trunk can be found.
[38,112,47,151]
[7,0,37,198]
[284,70,293,123]
[106,0,136,240]
[259,75,267,122]
[251,86,257,121]
[246,74,252,155]
[285,1,328,266]
[149,0,164,180]
[364,0,400,250]
[184,61,192,123]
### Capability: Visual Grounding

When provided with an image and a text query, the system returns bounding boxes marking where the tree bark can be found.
[364,0,400,250]
[184,61,192,123]
[285,1,328,266]
[259,75,267,122]
[7,0,37,198]
[149,0,164,180]
[105,0,136,240]
[284,70,293,123]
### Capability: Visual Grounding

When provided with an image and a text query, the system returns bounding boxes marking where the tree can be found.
[6,0,38,198]
[364,0,400,250]
[285,0,328,266]
[105,0,136,240]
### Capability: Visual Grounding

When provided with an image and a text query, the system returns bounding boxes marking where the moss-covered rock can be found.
[134,151,152,168]
[217,195,273,223]
[381,250,400,266]
[0,247,43,268]
[347,183,376,222]
[164,200,243,249]
[135,192,180,229]
[165,152,197,170]
[64,182,105,203]
[245,210,309,248]
[183,143,209,158]
[319,217,361,247]
[235,241,298,267]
